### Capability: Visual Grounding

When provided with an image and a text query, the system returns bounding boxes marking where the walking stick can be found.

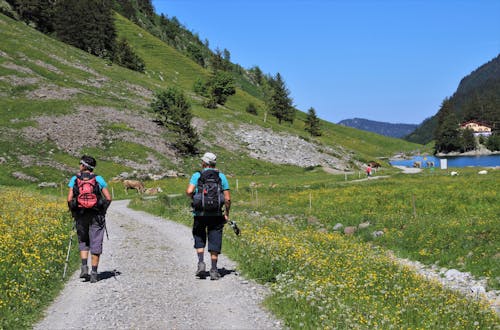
[62,224,74,279]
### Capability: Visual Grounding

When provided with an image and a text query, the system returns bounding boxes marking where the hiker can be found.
[186,152,231,280]
[366,165,372,177]
[67,155,112,283]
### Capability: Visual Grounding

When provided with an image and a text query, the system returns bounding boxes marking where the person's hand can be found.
[224,214,229,222]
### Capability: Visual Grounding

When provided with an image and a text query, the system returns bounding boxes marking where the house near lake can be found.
[459,120,492,137]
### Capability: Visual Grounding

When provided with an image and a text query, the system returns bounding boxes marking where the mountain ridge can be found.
[338,118,418,138]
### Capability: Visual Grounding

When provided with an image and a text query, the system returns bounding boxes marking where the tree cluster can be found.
[406,55,500,145]
[433,98,499,153]
[6,0,145,72]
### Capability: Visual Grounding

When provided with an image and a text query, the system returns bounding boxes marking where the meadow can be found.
[131,166,500,329]
[0,187,76,329]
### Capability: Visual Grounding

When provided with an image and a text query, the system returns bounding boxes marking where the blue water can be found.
[389,155,440,168]
[444,154,500,167]
[389,154,500,168]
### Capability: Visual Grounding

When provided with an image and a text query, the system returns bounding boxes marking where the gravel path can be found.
[35,200,282,330]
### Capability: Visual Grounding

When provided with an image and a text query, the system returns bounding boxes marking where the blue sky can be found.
[151,1,500,125]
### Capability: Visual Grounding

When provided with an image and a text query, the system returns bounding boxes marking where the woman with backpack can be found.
[67,155,112,283]
[186,152,231,280]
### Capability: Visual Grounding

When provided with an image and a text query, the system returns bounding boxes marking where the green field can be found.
[130,166,500,329]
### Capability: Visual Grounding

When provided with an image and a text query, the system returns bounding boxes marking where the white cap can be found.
[201,152,217,165]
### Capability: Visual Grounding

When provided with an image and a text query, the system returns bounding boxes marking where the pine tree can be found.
[201,71,236,107]
[305,107,322,136]
[151,87,199,155]
[113,38,145,72]
[268,73,294,124]
[434,99,462,153]
[461,128,476,152]
[246,102,258,115]
[53,0,116,58]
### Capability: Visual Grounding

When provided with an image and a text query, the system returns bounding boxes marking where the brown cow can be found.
[123,180,145,194]
[368,161,381,168]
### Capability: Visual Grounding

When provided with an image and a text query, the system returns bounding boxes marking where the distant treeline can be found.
[405,54,500,153]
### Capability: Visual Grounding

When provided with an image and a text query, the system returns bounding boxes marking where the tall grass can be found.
[0,187,76,329]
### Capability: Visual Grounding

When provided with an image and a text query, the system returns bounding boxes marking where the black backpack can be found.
[192,169,225,214]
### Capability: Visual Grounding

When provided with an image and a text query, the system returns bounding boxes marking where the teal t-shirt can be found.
[189,168,229,216]
[68,174,107,189]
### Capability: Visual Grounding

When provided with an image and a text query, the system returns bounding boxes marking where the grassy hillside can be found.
[1,12,499,329]
[0,12,420,187]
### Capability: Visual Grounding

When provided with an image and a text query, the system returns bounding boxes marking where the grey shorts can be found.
[75,210,105,255]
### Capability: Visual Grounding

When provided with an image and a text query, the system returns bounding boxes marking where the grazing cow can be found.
[368,161,381,168]
[123,180,145,194]
[144,187,163,195]
[478,170,488,175]
[450,171,458,176]
[413,161,421,168]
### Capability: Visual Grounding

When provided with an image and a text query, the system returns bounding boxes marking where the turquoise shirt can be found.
[68,174,107,189]
[189,168,229,216]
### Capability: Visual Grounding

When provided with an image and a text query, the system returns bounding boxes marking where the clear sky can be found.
[151,1,500,125]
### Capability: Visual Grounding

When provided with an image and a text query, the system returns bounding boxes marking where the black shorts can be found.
[192,216,225,254]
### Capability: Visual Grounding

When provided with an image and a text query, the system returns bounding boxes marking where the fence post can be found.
[412,194,417,218]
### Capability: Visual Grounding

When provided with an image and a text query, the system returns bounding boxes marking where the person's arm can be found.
[101,187,112,201]
[186,183,196,198]
[67,188,74,203]
[223,190,231,221]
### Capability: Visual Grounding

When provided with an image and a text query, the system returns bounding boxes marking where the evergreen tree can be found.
[246,102,258,115]
[151,87,199,155]
[305,107,322,136]
[53,0,116,58]
[268,73,294,124]
[113,38,145,72]
[209,48,227,72]
[114,0,136,21]
[434,99,462,153]
[248,66,264,85]
[461,128,476,152]
[7,0,55,33]
[203,71,236,107]
[485,133,500,151]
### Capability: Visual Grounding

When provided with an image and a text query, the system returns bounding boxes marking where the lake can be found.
[389,154,500,168]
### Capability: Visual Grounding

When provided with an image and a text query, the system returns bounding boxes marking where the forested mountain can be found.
[405,54,500,148]
[338,118,417,138]
[0,1,422,186]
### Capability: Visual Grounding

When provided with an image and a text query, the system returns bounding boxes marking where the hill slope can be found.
[405,54,500,144]
[338,118,417,138]
[0,12,420,186]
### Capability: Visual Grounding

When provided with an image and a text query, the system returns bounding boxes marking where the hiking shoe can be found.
[209,268,220,280]
[90,271,98,283]
[196,261,206,278]
[79,265,89,279]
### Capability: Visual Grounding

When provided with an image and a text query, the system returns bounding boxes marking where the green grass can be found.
[129,167,499,328]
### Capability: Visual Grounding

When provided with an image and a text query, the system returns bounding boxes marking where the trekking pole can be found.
[62,224,75,279]
[227,220,241,236]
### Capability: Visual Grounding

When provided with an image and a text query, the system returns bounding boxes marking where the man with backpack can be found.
[67,155,112,283]
[186,152,231,280]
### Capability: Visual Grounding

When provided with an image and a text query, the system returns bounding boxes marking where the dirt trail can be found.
[34,200,281,330]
